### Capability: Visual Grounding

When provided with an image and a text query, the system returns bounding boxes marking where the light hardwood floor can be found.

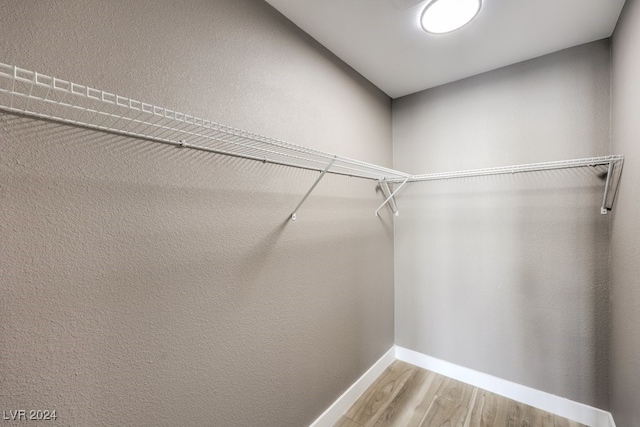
[334,360,585,427]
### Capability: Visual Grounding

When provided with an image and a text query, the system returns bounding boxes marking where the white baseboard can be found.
[309,346,396,427]
[395,346,616,427]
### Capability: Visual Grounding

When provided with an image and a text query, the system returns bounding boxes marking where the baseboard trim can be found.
[395,346,616,427]
[309,346,395,427]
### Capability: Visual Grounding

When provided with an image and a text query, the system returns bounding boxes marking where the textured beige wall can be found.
[393,41,611,409]
[0,1,394,426]
[611,0,640,425]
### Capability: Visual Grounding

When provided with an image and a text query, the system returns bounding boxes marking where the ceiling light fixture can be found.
[420,0,482,34]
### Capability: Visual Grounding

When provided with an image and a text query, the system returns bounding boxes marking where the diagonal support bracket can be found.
[601,161,614,215]
[291,157,336,221]
[375,178,409,217]
[378,178,399,216]
[601,157,624,215]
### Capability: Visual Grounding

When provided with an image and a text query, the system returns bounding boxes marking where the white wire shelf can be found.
[0,62,410,182]
[0,62,624,216]
[386,155,624,215]
[389,155,624,183]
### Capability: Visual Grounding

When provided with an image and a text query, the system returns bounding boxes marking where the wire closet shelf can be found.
[0,62,624,216]
[387,156,624,183]
[0,62,409,183]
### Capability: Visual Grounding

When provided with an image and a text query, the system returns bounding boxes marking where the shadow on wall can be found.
[510,173,610,409]
[0,111,395,426]
[394,167,610,408]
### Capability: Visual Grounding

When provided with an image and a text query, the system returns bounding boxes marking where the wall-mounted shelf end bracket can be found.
[601,156,624,215]
[378,178,400,216]
[375,178,408,217]
[290,157,336,221]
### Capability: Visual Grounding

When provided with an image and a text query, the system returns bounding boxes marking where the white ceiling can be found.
[264,0,627,98]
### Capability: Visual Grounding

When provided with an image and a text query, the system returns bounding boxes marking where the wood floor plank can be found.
[553,415,586,427]
[461,388,478,427]
[540,410,555,427]
[334,415,363,427]
[370,369,446,426]
[419,396,470,427]
[467,389,511,426]
[507,400,556,427]
[435,376,476,407]
[339,360,587,427]
[345,360,418,425]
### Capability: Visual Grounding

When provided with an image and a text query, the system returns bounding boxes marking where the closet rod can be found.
[0,62,410,183]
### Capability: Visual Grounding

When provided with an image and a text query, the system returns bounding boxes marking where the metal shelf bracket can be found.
[290,157,336,221]
[375,178,408,217]
[378,178,399,216]
[600,157,624,215]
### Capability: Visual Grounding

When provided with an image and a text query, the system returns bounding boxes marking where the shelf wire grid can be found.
[388,155,624,183]
[0,63,410,182]
[0,62,624,214]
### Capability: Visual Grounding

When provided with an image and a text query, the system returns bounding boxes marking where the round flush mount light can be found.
[420,0,482,34]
